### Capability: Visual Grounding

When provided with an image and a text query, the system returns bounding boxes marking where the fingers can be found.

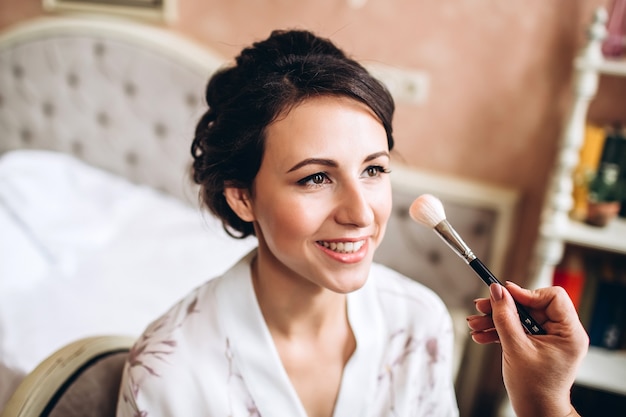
[505,282,577,324]
[470,328,500,344]
[469,283,581,349]
[473,297,492,315]
[505,283,589,357]
[467,314,494,332]
[467,314,500,344]
[488,283,529,350]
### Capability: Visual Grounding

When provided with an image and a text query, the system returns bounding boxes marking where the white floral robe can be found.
[116,250,459,417]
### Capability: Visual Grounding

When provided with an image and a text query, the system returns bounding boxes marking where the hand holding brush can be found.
[408,193,546,335]
[409,194,590,417]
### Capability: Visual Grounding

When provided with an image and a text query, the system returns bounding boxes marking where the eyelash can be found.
[364,165,391,177]
[297,165,390,187]
[297,172,331,187]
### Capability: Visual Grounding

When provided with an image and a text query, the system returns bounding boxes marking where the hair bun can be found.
[205,30,349,113]
[237,30,346,72]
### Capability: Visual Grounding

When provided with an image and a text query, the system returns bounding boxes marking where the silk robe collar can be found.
[216,250,385,417]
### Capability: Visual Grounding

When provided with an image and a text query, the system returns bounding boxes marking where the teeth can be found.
[320,240,365,253]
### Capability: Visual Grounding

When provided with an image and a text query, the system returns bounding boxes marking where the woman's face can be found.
[228,96,392,294]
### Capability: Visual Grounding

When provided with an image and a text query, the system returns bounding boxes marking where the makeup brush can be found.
[409,194,546,336]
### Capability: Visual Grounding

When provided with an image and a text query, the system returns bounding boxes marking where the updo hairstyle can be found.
[191,29,395,238]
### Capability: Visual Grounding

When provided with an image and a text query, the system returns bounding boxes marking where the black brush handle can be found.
[469,258,546,335]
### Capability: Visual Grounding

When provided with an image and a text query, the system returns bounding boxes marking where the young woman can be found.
[116,29,588,417]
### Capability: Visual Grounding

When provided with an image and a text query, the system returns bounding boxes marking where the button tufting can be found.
[71,141,83,156]
[20,128,33,144]
[96,111,110,127]
[427,250,441,265]
[185,93,198,108]
[124,82,136,97]
[154,122,167,139]
[42,101,54,117]
[12,64,24,79]
[93,42,106,57]
[67,72,80,88]
[125,151,138,166]
[396,206,410,218]
[473,222,487,237]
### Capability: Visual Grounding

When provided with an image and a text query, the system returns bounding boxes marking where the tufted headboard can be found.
[0,16,430,206]
[0,16,519,395]
[0,16,223,206]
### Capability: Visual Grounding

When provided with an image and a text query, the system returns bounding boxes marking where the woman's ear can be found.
[223,187,255,222]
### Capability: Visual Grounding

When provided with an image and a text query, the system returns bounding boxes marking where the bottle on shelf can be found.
[585,124,625,226]
[618,127,626,218]
[602,0,626,57]
[587,254,626,350]
[571,123,606,222]
[552,246,586,311]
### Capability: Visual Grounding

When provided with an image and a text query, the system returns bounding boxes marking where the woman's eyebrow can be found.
[286,151,390,173]
[364,151,390,162]
[287,158,337,173]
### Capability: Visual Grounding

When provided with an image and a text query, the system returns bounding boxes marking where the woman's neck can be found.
[250,252,350,340]
[250,250,357,417]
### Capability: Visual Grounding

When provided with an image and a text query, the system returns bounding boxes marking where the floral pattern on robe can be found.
[116,250,458,417]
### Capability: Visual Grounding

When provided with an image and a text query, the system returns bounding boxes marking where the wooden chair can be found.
[0,335,135,417]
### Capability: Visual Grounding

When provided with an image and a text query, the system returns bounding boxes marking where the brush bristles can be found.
[409,194,447,228]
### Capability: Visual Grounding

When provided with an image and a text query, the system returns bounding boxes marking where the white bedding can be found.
[0,150,256,406]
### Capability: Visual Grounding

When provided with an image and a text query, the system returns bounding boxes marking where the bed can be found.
[0,15,519,412]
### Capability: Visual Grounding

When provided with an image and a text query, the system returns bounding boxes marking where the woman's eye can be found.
[311,173,325,184]
[363,165,390,178]
[298,172,330,186]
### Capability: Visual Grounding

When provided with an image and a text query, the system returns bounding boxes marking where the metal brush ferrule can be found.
[434,219,476,263]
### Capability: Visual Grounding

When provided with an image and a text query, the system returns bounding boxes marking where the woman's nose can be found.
[334,181,375,227]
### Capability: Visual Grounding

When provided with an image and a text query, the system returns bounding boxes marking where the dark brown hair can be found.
[191,29,395,238]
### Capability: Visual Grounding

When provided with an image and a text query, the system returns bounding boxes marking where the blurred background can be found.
[2,0,625,415]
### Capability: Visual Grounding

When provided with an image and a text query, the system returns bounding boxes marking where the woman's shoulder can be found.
[149,250,256,332]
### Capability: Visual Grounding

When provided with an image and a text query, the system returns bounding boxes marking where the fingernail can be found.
[490,283,503,301]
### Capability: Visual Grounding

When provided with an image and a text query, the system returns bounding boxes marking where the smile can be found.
[318,240,366,253]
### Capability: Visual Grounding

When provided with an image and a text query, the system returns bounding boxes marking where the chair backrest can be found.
[1,335,135,417]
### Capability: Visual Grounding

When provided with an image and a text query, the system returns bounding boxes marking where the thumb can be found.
[489,283,528,350]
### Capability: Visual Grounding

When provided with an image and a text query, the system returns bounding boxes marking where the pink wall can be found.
[168,0,612,289]
[0,1,616,414]
[1,0,611,286]
[185,1,616,288]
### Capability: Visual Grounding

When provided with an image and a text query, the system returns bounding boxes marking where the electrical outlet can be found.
[366,63,430,105]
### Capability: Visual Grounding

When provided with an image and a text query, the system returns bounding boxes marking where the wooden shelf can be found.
[576,346,626,396]
[576,56,626,77]
[551,217,626,255]
[534,6,626,399]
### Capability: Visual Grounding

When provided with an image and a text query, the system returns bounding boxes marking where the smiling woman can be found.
[116,29,460,417]
[224,97,392,296]
[114,28,588,417]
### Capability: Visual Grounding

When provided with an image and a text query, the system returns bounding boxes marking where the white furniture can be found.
[531,6,626,398]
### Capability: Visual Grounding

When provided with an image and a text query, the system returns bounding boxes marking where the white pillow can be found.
[0,149,256,373]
